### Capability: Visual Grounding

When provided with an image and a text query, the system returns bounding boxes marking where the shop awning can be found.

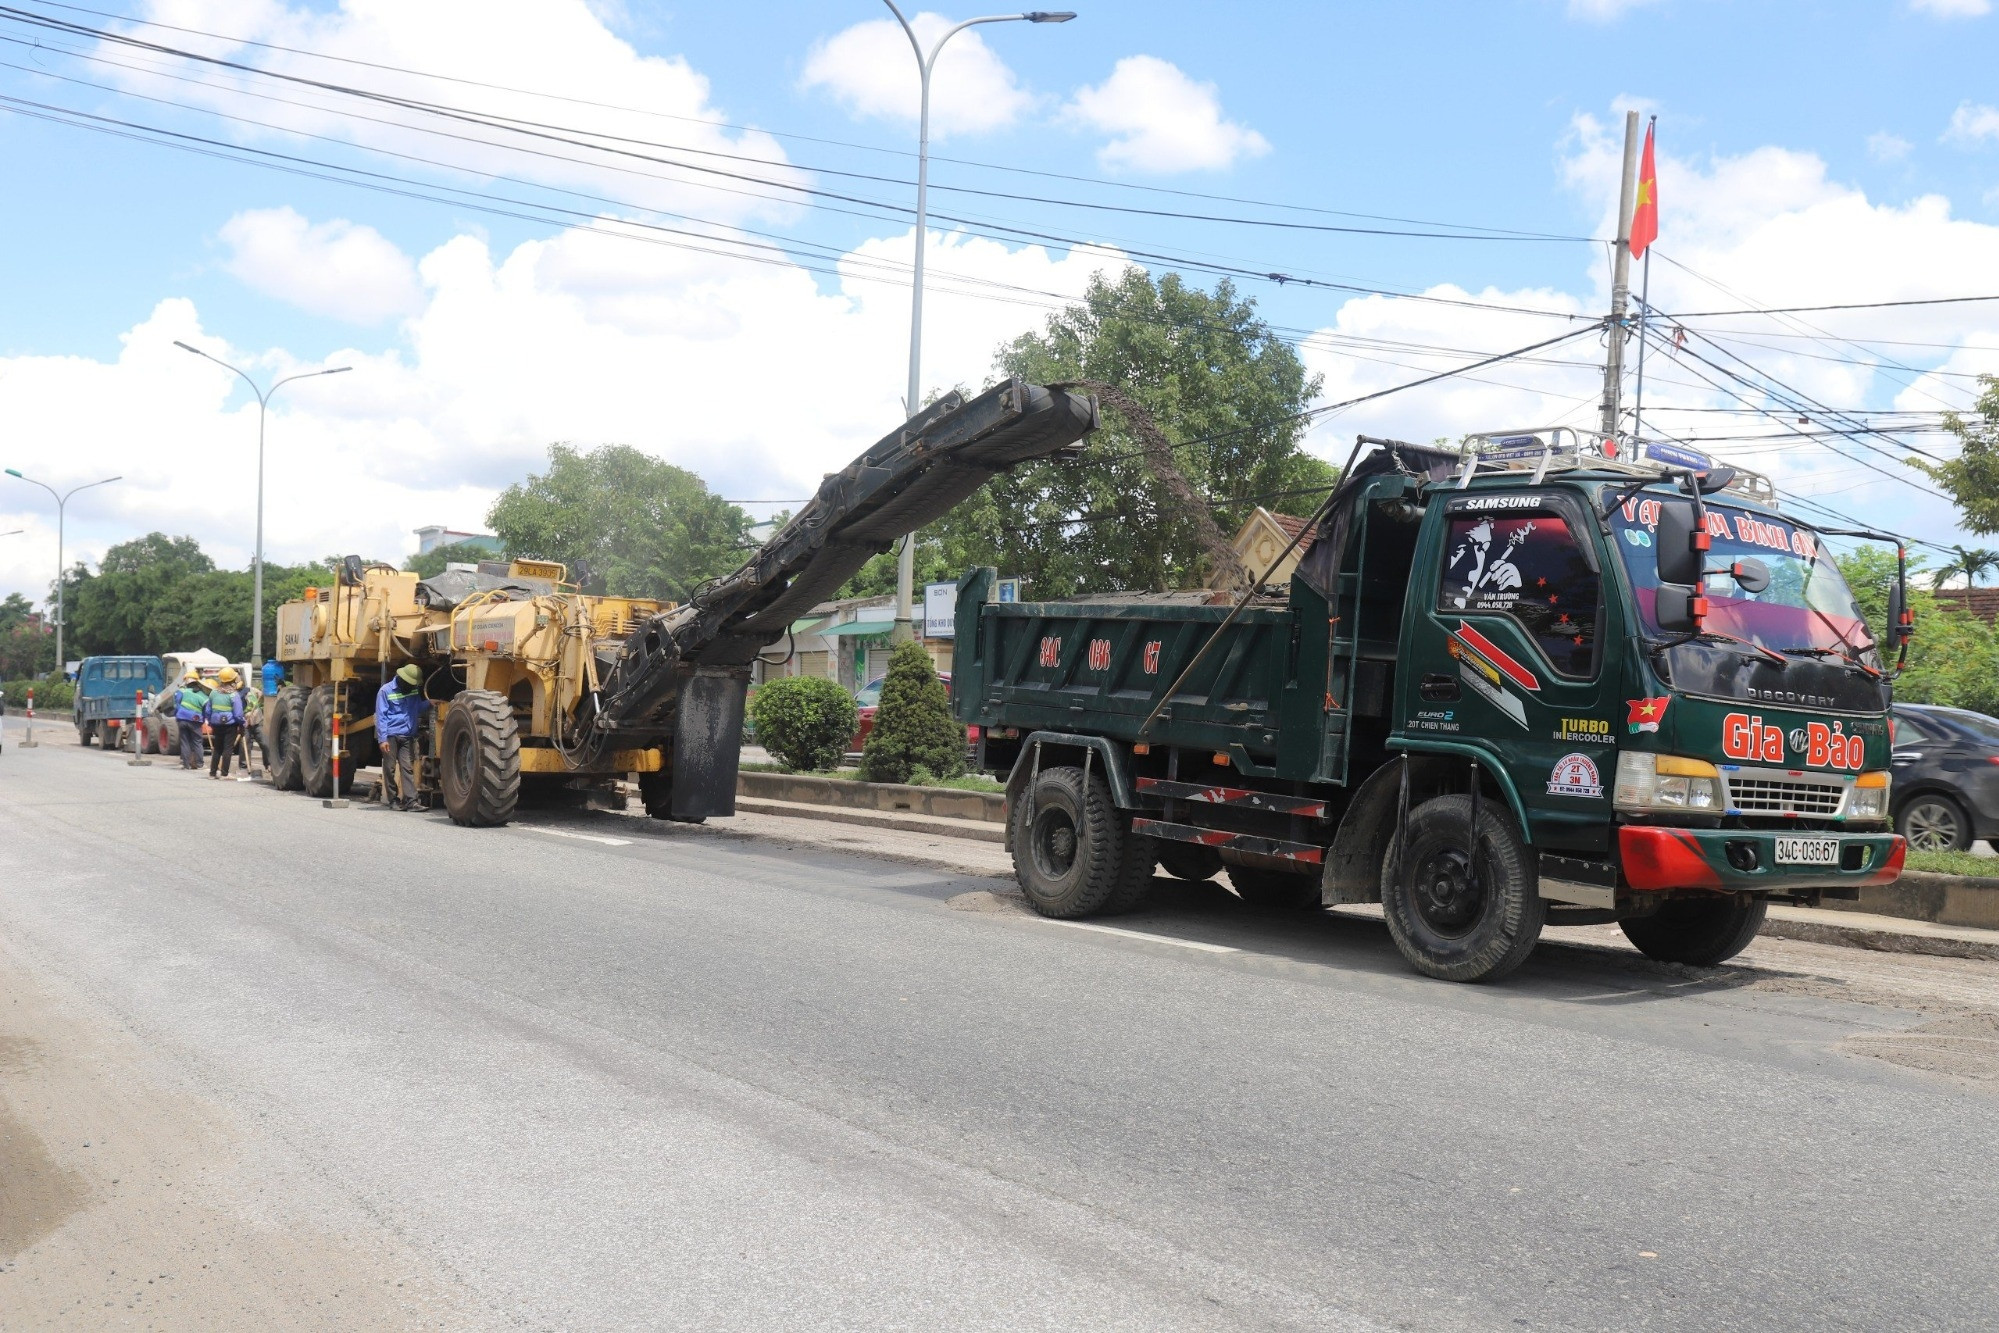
[789,616,831,638]
[823,617,896,637]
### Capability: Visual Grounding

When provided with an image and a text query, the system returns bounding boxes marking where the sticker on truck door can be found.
[1446,623,1530,729]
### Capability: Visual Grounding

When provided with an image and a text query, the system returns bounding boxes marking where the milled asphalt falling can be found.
[3,741,1997,1330]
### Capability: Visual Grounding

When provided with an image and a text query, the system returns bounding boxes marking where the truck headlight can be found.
[1847,771,1890,820]
[1615,752,1721,814]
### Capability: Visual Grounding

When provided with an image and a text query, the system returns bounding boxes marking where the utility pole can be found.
[1597,109,1643,447]
[4,470,120,673]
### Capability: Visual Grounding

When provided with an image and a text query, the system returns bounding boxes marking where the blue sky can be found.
[1,0,1996,603]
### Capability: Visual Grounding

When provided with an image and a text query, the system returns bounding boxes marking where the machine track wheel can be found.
[1229,864,1321,909]
[269,687,307,791]
[1157,842,1223,883]
[1012,765,1130,919]
[1619,895,1767,967]
[301,685,339,798]
[1382,794,1544,983]
[440,690,521,827]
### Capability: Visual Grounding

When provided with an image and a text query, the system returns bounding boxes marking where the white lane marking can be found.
[518,826,632,847]
[1036,919,1239,953]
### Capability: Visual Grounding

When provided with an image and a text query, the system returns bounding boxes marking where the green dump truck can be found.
[953,429,1912,982]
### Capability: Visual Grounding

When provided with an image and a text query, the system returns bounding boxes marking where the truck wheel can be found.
[1158,843,1223,882]
[1013,765,1128,919]
[1229,865,1321,909]
[1099,826,1158,915]
[301,686,339,797]
[1619,895,1767,967]
[1898,794,1971,853]
[77,721,95,747]
[1383,794,1544,983]
[144,718,164,755]
[268,688,305,790]
[439,691,521,827]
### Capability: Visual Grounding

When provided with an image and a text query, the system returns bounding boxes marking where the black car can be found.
[1889,703,1999,852]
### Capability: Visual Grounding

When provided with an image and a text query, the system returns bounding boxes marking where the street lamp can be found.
[173,341,350,668]
[4,470,121,671]
[881,2,1075,642]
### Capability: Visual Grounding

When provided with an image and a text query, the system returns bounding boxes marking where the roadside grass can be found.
[738,760,1003,793]
[1905,848,1999,878]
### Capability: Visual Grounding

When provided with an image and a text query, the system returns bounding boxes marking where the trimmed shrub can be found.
[749,674,857,772]
[859,639,964,784]
[3,675,74,710]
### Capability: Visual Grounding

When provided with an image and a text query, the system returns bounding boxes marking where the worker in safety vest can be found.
[203,667,247,779]
[375,664,431,811]
[173,670,210,770]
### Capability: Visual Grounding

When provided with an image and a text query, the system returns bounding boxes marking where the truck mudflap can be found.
[1618,826,1905,892]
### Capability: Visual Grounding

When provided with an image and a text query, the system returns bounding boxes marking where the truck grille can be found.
[1726,776,1845,815]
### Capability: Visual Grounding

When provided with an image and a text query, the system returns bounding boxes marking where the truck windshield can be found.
[1610,499,1876,664]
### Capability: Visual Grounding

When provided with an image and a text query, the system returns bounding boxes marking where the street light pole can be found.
[881,2,1075,643]
[173,342,350,668]
[3,470,121,671]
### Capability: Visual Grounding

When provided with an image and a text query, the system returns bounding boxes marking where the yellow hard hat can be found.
[184,669,201,682]
[217,667,239,685]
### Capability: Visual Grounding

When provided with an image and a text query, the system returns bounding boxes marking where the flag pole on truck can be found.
[1597,109,1644,446]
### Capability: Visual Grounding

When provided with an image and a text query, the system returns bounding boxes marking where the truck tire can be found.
[1619,895,1767,967]
[1229,864,1321,909]
[1383,794,1544,983]
[302,685,342,797]
[1099,826,1158,915]
[1013,765,1128,919]
[439,691,521,827]
[1158,843,1223,882]
[268,689,306,790]
[77,721,95,746]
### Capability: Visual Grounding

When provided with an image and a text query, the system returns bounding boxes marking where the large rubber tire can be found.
[1229,864,1321,909]
[1619,895,1767,967]
[636,767,702,824]
[439,690,521,827]
[77,721,95,747]
[1898,793,1972,853]
[143,717,164,755]
[1158,842,1223,882]
[1383,794,1545,983]
[1012,765,1130,919]
[269,688,307,791]
[1099,825,1158,915]
[301,685,339,798]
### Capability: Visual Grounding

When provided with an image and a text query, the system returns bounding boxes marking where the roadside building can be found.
[1208,507,1320,591]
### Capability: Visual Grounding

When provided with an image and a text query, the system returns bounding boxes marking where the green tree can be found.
[863,271,1329,599]
[1837,544,1999,716]
[487,444,751,600]
[859,638,965,784]
[1911,374,1999,532]
[0,592,55,679]
[405,540,500,579]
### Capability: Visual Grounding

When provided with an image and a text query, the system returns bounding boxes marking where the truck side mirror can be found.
[1887,582,1914,646]
[1730,557,1771,594]
[1655,500,1707,586]
[1654,584,1706,633]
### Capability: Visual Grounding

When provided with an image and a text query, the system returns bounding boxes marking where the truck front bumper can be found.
[1618,825,1905,893]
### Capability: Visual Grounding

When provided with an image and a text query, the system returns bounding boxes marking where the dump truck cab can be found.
[958,429,1906,982]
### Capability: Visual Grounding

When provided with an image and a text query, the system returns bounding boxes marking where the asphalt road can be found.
[3,741,1997,1331]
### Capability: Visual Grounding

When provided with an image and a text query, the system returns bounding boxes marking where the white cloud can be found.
[1908,0,1990,16]
[1944,102,1999,145]
[0,221,1131,602]
[105,1,805,222]
[1067,56,1270,174]
[1867,131,1913,163]
[219,208,424,325]
[799,14,1034,137]
[1567,0,1666,20]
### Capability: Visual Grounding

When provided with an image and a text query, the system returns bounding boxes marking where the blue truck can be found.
[73,655,165,751]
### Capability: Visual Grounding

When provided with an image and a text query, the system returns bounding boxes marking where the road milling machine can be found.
[268,379,1099,826]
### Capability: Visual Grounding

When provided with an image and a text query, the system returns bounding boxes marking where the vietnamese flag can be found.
[1627,695,1670,733]
[1630,120,1659,259]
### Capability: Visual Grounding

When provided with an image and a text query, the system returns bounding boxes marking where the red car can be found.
[848,672,978,756]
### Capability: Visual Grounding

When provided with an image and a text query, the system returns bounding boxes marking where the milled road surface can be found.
[3,741,1997,1331]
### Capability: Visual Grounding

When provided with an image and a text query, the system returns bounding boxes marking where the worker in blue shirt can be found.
[202,667,247,779]
[173,670,210,770]
[375,664,431,811]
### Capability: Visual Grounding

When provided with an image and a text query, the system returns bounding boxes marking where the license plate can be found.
[1776,836,1838,866]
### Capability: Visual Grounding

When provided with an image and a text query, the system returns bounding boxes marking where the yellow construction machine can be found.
[266,378,1099,827]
